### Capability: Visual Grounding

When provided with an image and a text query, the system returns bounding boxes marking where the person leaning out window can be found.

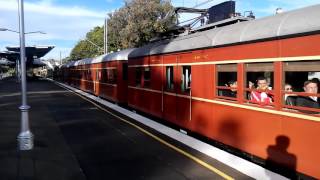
[250,76,273,105]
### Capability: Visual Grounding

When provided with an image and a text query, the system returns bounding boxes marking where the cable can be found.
[193,0,215,8]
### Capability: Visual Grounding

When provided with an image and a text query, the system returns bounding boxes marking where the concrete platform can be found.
[0,77,286,179]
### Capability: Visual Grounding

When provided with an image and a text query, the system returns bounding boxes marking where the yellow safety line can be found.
[58,82,234,180]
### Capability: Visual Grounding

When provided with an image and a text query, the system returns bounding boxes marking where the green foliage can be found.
[108,0,175,50]
[69,26,104,61]
[69,0,175,61]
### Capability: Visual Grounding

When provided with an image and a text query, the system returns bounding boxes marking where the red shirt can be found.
[250,90,273,105]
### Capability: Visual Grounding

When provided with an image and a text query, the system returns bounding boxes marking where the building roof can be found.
[5,45,55,66]
[6,45,54,59]
[0,51,20,62]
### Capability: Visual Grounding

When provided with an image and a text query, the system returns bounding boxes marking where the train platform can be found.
[0,77,287,180]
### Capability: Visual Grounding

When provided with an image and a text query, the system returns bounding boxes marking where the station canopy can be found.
[0,45,54,67]
[0,51,19,66]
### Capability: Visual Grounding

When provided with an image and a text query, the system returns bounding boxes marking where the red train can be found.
[60,49,134,104]
[58,4,320,179]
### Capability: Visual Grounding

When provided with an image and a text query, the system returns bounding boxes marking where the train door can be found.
[117,61,128,104]
[93,68,97,95]
[163,57,177,124]
[95,68,101,96]
[176,64,191,127]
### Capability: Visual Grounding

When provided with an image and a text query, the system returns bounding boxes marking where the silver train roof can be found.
[62,48,136,67]
[129,4,320,58]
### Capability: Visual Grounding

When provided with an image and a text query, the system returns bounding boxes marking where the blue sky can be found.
[0,0,319,61]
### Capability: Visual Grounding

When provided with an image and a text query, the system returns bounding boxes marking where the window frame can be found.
[244,62,275,106]
[135,67,142,87]
[216,63,238,101]
[181,65,191,93]
[166,66,174,91]
[281,60,320,114]
[143,67,151,88]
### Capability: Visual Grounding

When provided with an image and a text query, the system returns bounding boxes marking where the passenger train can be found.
[57,4,320,179]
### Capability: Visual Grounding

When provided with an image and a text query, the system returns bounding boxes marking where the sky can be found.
[0,0,319,60]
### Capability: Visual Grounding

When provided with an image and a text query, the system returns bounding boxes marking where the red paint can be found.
[62,34,320,178]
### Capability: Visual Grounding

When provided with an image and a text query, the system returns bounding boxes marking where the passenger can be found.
[250,76,273,105]
[311,77,320,88]
[284,83,296,106]
[248,81,255,89]
[296,80,319,113]
[222,80,237,98]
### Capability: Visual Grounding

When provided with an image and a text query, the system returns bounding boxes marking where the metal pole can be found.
[60,51,62,65]
[17,0,33,150]
[104,17,108,54]
[16,58,20,82]
[86,39,103,52]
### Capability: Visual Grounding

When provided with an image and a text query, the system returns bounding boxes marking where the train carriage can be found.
[127,5,320,179]
[62,48,135,104]
[95,48,134,103]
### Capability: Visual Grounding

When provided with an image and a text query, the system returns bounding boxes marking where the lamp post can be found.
[104,16,108,54]
[0,28,46,35]
[17,0,33,150]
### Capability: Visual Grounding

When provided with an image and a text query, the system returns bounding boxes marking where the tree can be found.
[69,26,104,61]
[108,0,175,50]
[69,0,175,61]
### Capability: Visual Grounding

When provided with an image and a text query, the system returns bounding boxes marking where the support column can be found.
[17,0,33,150]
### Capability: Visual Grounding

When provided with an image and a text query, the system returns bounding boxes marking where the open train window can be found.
[87,69,92,80]
[77,70,81,79]
[83,70,86,79]
[80,70,84,79]
[96,70,101,81]
[181,66,191,93]
[107,69,117,84]
[166,66,174,91]
[283,60,320,114]
[245,62,274,105]
[144,67,151,88]
[135,67,142,87]
[101,69,107,83]
[216,64,237,100]
[89,70,92,80]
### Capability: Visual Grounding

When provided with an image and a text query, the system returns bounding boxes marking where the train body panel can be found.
[58,5,320,179]
[127,31,320,179]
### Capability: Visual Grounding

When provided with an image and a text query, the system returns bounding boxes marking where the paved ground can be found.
[0,77,252,180]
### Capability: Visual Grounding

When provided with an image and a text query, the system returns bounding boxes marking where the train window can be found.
[245,62,274,105]
[96,70,101,81]
[83,70,86,79]
[135,67,142,87]
[100,69,107,83]
[77,70,81,79]
[87,69,92,80]
[283,60,320,114]
[181,66,191,93]
[107,69,117,84]
[122,63,128,81]
[216,64,237,100]
[166,66,174,91]
[85,69,88,80]
[144,67,151,88]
